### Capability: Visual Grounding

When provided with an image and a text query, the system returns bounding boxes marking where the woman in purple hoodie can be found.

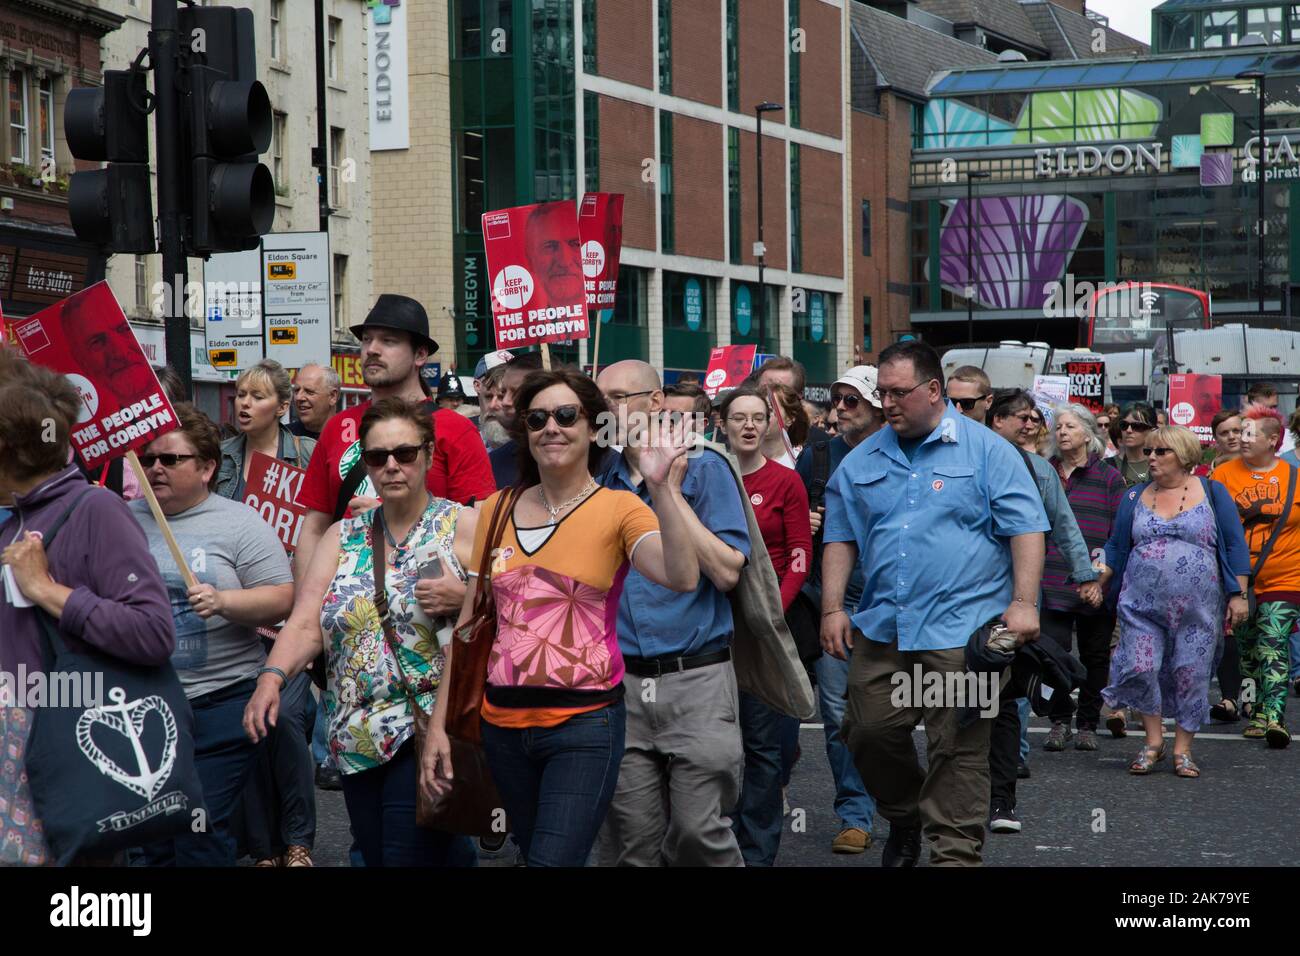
[0,349,174,866]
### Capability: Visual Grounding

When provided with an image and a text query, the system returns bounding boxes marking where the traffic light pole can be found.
[151,0,192,395]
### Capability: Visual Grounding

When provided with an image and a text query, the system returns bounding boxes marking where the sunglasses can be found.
[524,405,584,431]
[1142,446,1174,457]
[1121,421,1154,432]
[361,444,426,467]
[139,453,198,469]
[831,392,864,409]
[953,394,990,412]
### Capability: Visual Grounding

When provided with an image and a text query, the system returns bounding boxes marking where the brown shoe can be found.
[283,845,313,867]
[831,827,871,854]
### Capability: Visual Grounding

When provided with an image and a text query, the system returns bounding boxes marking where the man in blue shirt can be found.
[821,341,1049,867]
[795,364,884,855]
[594,360,751,867]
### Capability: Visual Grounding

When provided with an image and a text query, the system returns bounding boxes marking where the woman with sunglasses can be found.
[213,359,318,867]
[131,405,296,865]
[719,385,812,864]
[1097,425,1250,778]
[1018,408,1046,454]
[244,398,479,866]
[1106,403,1158,487]
[424,368,699,867]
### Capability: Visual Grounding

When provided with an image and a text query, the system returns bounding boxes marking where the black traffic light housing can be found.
[65,70,156,253]
[179,6,275,254]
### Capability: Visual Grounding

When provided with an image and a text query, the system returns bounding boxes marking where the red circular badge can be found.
[932,479,944,492]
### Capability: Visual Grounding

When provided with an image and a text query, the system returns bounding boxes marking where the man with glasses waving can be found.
[593,360,752,866]
[820,341,1049,867]
[946,366,994,423]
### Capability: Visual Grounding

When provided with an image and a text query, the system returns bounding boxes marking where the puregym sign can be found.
[1034,142,1164,179]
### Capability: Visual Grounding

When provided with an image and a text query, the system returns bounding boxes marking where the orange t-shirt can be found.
[1210,458,1300,599]
[469,486,661,729]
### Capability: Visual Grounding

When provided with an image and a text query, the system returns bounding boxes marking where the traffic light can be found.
[65,70,156,253]
[179,6,274,254]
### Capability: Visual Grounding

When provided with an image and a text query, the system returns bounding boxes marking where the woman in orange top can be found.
[423,368,700,866]
[1210,405,1298,748]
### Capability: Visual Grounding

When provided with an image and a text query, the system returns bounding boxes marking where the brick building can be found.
[0,0,122,334]
[446,0,852,393]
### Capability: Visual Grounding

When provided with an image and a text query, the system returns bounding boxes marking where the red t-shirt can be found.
[742,458,812,612]
[299,400,496,516]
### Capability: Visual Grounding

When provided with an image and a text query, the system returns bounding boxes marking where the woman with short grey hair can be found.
[1039,403,1128,753]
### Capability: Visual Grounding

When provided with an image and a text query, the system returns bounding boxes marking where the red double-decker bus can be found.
[1085,282,1212,354]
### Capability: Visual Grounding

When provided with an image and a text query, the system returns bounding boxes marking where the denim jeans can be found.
[814,652,875,833]
[138,679,261,867]
[311,692,330,768]
[481,701,626,867]
[339,738,476,867]
[732,691,786,866]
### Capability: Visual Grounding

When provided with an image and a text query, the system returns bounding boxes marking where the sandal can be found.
[1105,711,1128,738]
[1128,742,1167,774]
[1210,698,1239,723]
[1173,752,1200,777]
[1243,717,1267,739]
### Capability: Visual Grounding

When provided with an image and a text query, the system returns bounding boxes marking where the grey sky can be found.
[1089,0,1158,45]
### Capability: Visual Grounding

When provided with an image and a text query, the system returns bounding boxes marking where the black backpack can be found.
[23,487,206,865]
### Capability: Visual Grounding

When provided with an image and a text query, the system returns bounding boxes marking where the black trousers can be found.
[1216,634,1242,703]
[988,688,1022,809]
[232,671,317,858]
[1040,608,1116,730]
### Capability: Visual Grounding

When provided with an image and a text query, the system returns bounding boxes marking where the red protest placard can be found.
[482,200,590,349]
[703,344,757,398]
[1066,360,1105,414]
[14,281,178,470]
[242,451,310,552]
[578,193,624,312]
[1168,373,1222,445]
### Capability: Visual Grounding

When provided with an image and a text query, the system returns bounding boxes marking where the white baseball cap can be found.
[833,365,882,408]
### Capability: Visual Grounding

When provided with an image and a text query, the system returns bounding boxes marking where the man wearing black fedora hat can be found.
[296,294,495,606]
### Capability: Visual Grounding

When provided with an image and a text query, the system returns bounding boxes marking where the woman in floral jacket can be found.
[243,398,478,866]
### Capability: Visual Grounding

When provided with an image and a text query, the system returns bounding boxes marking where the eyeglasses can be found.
[1142,446,1174,457]
[831,392,863,409]
[727,414,769,426]
[138,453,198,469]
[953,394,990,412]
[361,444,426,467]
[524,405,584,431]
[604,389,655,405]
[872,379,935,404]
[1120,421,1154,433]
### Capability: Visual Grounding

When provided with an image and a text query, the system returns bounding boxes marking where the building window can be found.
[584,90,599,194]
[658,0,672,94]
[328,16,341,80]
[583,0,597,72]
[659,111,674,254]
[790,143,802,274]
[728,127,741,264]
[861,200,872,257]
[333,255,348,331]
[862,296,872,353]
[1156,12,1196,51]
[9,71,29,164]
[329,126,346,206]
[789,0,801,129]
[1202,9,1239,47]
[134,256,148,313]
[1247,7,1283,44]
[272,111,288,194]
[38,76,54,173]
[270,0,284,62]
[726,0,739,112]
[458,130,485,231]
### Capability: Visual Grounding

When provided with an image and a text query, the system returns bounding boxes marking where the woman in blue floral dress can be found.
[1097,426,1250,779]
[244,398,479,865]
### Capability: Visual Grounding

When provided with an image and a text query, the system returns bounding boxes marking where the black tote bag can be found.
[21,488,206,865]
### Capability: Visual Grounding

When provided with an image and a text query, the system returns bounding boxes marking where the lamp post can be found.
[754,101,783,351]
[965,170,990,345]
[1238,34,1269,315]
